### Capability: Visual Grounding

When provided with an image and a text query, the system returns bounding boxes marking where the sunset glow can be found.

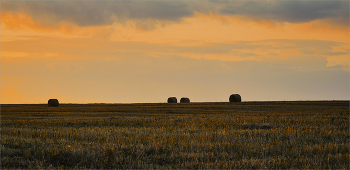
[1,0,349,104]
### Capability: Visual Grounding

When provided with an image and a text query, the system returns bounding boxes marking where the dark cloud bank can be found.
[2,0,349,27]
[220,1,349,24]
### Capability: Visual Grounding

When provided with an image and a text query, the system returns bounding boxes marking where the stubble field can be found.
[1,101,349,169]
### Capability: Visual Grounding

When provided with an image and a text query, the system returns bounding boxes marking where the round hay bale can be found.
[48,99,59,107]
[167,97,177,103]
[229,94,241,102]
[180,97,190,103]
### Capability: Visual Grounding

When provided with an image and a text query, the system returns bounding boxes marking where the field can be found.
[1,101,349,169]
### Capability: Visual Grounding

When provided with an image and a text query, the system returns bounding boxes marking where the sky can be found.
[1,0,349,104]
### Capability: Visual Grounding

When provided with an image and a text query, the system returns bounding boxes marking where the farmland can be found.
[1,101,349,169]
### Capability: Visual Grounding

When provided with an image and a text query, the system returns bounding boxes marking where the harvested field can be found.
[1,101,349,169]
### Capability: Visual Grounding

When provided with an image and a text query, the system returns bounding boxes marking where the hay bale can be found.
[48,99,59,107]
[167,97,177,103]
[229,94,241,102]
[180,97,190,103]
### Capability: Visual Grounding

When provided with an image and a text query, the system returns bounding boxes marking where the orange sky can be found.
[1,1,349,104]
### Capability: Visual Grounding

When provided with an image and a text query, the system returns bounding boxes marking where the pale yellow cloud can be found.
[327,55,350,69]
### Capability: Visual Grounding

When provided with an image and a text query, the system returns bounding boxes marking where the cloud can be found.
[2,1,114,27]
[1,33,348,103]
[1,0,348,29]
[1,35,348,68]
[220,1,349,25]
[1,1,348,103]
[1,0,193,28]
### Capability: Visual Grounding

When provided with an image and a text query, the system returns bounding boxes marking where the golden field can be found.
[1,101,349,169]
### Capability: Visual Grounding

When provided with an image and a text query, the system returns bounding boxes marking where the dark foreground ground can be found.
[1,101,349,169]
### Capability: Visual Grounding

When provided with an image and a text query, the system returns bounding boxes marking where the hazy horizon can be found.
[2,100,350,105]
[1,0,349,104]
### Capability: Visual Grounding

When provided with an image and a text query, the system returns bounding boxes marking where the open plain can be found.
[1,101,349,169]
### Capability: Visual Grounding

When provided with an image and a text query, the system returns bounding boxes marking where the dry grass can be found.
[1,101,349,169]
